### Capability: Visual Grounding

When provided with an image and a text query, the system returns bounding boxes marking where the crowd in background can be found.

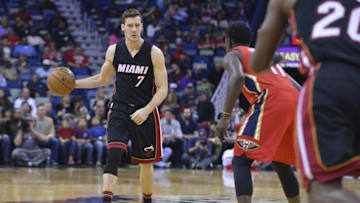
[0,0,295,170]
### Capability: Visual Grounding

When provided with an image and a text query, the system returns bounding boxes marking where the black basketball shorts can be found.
[296,61,360,189]
[106,102,162,163]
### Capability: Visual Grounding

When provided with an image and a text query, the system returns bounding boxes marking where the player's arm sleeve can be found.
[75,45,116,88]
[222,51,245,114]
[144,46,168,113]
[251,0,290,74]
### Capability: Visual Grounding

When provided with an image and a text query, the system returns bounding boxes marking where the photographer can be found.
[182,136,216,170]
[11,117,51,167]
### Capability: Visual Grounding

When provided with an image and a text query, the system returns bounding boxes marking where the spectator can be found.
[185,25,200,43]
[1,38,12,59]
[75,118,93,165]
[15,55,31,74]
[2,61,18,81]
[178,70,196,91]
[197,92,215,123]
[206,62,224,87]
[36,59,54,80]
[67,46,89,68]
[180,83,197,105]
[109,29,121,45]
[168,63,182,83]
[91,100,106,124]
[13,5,32,22]
[153,147,172,168]
[58,115,76,165]
[74,97,90,121]
[56,95,75,120]
[89,117,107,166]
[13,37,37,57]
[165,4,188,24]
[196,78,213,97]
[0,89,10,112]
[21,101,33,118]
[171,46,190,71]
[36,22,49,37]
[0,109,10,164]
[27,74,48,97]
[198,33,216,49]
[43,101,58,126]
[146,20,160,39]
[0,16,7,37]
[179,108,199,152]
[3,27,20,46]
[42,41,63,66]
[14,88,37,117]
[27,29,45,50]
[160,109,183,167]
[35,104,59,165]
[11,117,51,167]
[182,136,216,170]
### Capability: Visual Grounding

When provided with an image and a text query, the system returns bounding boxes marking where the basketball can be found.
[47,67,75,96]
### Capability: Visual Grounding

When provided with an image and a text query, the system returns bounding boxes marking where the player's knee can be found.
[104,148,126,176]
[232,154,253,168]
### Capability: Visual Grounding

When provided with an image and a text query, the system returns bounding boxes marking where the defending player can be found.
[215,22,300,203]
[250,0,360,202]
[74,8,168,203]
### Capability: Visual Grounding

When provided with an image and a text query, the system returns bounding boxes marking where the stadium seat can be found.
[35,97,50,105]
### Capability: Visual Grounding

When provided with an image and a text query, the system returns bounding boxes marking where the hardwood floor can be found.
[0,167,359,202]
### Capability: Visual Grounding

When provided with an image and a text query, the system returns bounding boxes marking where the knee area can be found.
[232,155,253,167]
[104,148,125,176]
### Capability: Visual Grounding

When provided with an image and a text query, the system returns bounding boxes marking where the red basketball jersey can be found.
[232,46,297,105]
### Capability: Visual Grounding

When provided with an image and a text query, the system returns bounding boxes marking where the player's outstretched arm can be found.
[74,45,116,89]
[251,0,295,74]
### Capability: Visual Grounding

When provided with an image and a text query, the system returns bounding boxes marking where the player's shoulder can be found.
[105,44,117,62]
[224,49,243,62]
[150,44,164,60]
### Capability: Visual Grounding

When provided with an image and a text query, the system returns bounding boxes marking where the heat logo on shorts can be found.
[237,138,259,151]
[143,145,154,157]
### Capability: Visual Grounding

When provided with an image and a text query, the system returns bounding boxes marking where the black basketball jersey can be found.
[112,40,155,106]
[293,0,360,65]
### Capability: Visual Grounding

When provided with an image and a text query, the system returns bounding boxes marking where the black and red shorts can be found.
[106,102,162,163]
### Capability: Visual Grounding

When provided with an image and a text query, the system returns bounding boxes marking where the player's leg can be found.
[308,178,360,203]
[129,107,162,203]
[232,154,254,203]
[272,161,299,203]
[297,63,360,203]
[139,163,154,203]
[103,109,130,202]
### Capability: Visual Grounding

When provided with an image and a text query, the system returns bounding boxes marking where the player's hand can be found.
[215,117,230,142]
[130,107,151,125]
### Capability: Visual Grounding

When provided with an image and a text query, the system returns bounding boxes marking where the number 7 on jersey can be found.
[135,76,145,87]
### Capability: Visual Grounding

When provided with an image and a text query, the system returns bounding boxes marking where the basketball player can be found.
[74,9,168,203]
[215,22,300,203]
[250,0,360,202]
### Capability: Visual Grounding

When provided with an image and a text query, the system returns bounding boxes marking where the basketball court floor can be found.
[1,167,359,203]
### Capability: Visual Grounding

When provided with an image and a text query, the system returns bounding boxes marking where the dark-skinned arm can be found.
[251,0,296,74]
[215,51,244,141]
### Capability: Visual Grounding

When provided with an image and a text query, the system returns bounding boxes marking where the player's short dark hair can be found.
[121,8,142,24]
[226,22,252,45]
